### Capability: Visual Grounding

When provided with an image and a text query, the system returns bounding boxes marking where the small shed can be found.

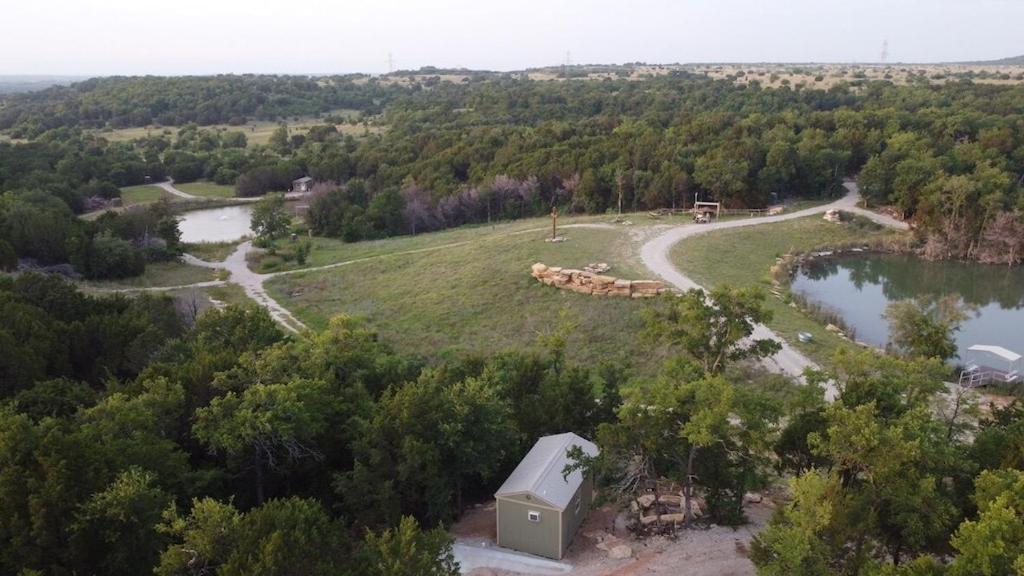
[495,432,599,560]
[292,176,314,193]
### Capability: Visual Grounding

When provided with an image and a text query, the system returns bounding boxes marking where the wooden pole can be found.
[551,207,558,240]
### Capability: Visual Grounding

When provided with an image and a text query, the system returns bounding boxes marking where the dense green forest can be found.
[0,272,626,575]
[0,75,400,133]
[3,73,1023,278]
[1,275,1021,574]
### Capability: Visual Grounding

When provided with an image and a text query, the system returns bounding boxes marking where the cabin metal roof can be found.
[495,432,598,510]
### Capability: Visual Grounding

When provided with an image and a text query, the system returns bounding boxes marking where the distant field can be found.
[516,63,1024,87]
[672,215,905,365]
[93,109,384,147]
[120,184,172,206]
[265,221,668,370]
[176,181,236,199]
[692,63,1024,89]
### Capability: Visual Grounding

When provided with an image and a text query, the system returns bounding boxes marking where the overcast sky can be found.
[2,0,1022,75]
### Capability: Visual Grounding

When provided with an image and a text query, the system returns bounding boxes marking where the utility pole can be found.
[387,52,395,73]
[880,39,889,64]
[551,207,558,240]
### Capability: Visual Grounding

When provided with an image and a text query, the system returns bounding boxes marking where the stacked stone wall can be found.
[530,263,668,298]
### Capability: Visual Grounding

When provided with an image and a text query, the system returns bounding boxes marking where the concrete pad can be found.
[454,541,572,575]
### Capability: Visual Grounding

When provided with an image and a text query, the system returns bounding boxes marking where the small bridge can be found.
[959,345,1021,388]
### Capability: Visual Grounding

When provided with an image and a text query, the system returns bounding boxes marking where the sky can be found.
[2,0,1022,76]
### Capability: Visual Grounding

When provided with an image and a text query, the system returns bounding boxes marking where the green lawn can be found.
[251,213,650,274]
[176,181,237,199]
[265,224,668,370]
[671,215,904,366]
[121,184,173,206]
[205,283,252,307]
[81,260,223,290]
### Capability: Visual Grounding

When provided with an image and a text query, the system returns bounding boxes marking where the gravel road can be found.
[640,182,907,395]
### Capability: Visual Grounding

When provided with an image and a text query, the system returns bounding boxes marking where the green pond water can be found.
[791,253,1024,362]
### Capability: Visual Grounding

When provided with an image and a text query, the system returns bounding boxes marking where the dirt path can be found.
[183,242,308,332]
[640,182,908,396]
[96,280,227,292]
[154,179,197,199]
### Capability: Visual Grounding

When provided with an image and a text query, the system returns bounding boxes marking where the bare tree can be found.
[977,211,1024,266]
[400,184,437,235]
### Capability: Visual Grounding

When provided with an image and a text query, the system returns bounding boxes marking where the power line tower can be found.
[387,52,395,73]
[880,39,889,64]
[565,51,572,67]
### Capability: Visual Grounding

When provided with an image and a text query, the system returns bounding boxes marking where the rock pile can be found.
[631,491,706,536]
[531,263,668,298]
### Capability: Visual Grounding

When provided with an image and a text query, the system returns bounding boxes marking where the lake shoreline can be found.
[788,251,1024,363]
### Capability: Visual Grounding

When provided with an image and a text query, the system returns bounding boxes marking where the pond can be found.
[791,253,1024,361]
[177,205,254,243]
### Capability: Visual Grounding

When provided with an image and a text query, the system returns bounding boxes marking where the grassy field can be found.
[81,260,223,290]
[265,223,668,369]
[250,214,650,274]
[176,181,237,199]
[671,215,904,365]
[93,109,383,148]
[204,283,251,307]
[120,184,173,206]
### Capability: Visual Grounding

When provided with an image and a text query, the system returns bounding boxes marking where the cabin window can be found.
[528,510,541,523]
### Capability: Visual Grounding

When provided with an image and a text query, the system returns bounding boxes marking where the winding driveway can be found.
[128,181,907,362]
[640,181,908,395]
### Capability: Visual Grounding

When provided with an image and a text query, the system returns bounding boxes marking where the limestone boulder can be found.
[608,545,632,560]
[640,514,660,526]
[636,494,657,509]
[659,494,682,506]
[531,263,549,276]
[594,533,622,552]
[631,280,664,292]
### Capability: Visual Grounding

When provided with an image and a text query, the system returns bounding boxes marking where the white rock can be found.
[608,545,633,559]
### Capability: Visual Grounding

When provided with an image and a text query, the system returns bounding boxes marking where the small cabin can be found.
[494,432,598,560]
[292,176,314,193]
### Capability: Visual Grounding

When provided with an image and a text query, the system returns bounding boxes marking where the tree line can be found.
[0,75,402,137]
[3,72,1023,278]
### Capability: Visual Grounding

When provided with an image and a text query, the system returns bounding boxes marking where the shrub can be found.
[0,239,16,271]
[84,232,145,279]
